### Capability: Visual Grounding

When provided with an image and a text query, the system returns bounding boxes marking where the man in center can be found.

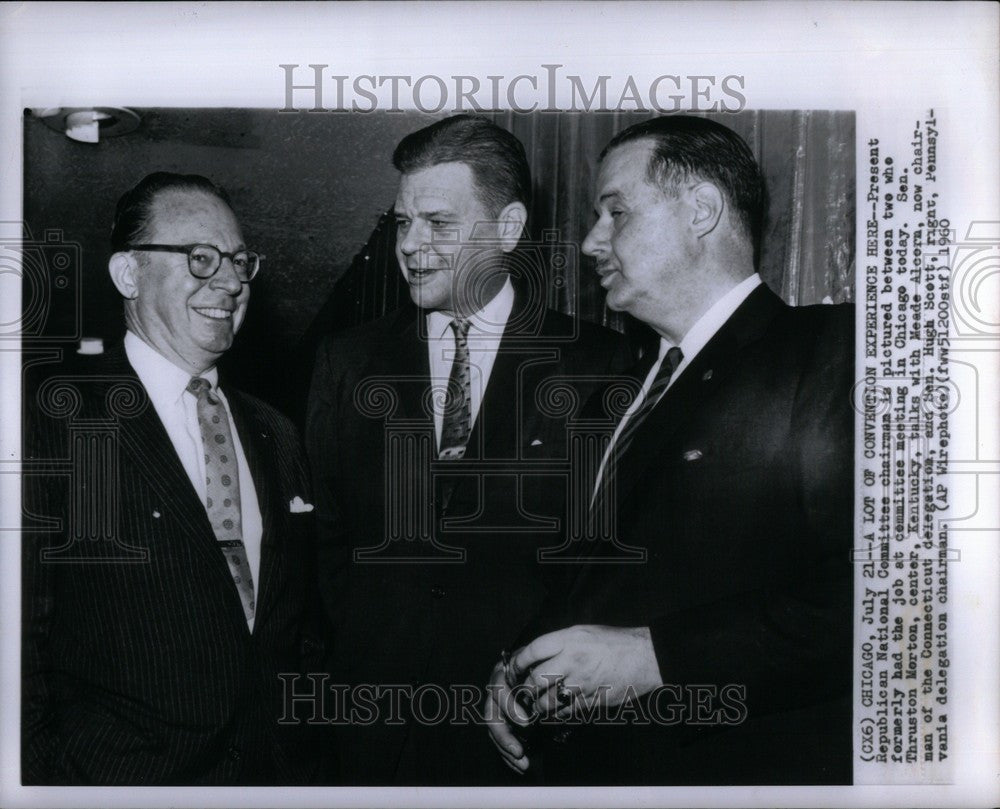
[306,115,628,784]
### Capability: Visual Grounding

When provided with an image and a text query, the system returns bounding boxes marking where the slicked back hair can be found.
[392,115,531,217]
[110,172,233,251]
[602,116,767,256]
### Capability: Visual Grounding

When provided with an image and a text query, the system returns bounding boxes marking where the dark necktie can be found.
[591,346,683,514]
[439,318,472,460]
[613,345,684,460]
[187,377,255,625]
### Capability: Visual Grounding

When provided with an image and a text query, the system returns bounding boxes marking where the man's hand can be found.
[483,658,533,774]
[512,625,662,716]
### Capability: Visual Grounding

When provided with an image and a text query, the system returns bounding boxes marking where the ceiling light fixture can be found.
[34,107,141,144]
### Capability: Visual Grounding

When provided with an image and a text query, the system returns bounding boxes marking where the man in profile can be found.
[307,115,628,784]
[487,115,855,785]
[22,173,325,784]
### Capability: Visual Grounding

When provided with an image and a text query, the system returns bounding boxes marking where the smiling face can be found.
[124,189,249,374]
[582,139,697,335]
[393,161,511,317]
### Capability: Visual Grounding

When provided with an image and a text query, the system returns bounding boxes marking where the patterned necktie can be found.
[591,346,684,514]
[187,377,255,625]
[613,345,684,460]
[439,318,472,460]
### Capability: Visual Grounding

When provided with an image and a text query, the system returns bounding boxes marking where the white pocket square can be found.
[530,439,543,446]
[289,496,314,513]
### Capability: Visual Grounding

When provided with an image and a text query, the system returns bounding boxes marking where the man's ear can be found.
[689,182,725,239]
[108,252,139,300]
[496,201,527,253]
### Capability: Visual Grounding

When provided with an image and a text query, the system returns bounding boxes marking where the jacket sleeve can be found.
[21,399,69,784]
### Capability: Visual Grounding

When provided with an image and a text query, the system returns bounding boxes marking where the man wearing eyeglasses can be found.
[22,172,325,784]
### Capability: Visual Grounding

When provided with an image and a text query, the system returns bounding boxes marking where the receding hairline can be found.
[144,187,238,228]
[596,138,681,207]
[150,186,235,211]
[132,188,245,258]
[596,117,767,256]
[601,136,691,197]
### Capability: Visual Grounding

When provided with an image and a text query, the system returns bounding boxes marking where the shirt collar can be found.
[124,330,219,405]
[426,276,515,340]
[661,273,763,362]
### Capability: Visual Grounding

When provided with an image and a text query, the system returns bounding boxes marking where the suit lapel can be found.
[100,347,239,592]
[395,289,544,505]
[468,287,541,458]
[116,398,217,546]
[387,305,433,425]
[470,329,518,459]
[611,285,786,512]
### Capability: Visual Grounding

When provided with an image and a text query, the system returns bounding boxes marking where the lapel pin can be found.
[682,449,704,462]
[289,496,314,513]
[702,369,713,382]
[152,510,161,518]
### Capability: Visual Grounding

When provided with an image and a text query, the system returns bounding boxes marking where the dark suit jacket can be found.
[306,293,629,784]
[536,285,855,785]
[22,345,326,785]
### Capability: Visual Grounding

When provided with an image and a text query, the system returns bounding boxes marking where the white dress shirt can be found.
[425,277,515,450]
[592,273,763,500]
[124,331,263,617]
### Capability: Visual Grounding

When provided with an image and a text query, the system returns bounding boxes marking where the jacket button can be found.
[227,745,241,761]
[430,585,445,599]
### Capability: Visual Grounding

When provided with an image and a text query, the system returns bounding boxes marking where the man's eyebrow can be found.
[593,190,624,216]
[393,208,456,219]
[419,208,457,220]
[186,239,247,252]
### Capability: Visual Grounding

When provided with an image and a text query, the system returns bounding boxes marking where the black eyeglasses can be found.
[126,243,262,282]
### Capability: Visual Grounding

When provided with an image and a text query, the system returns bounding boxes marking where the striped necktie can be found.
[613,345,684,461]
[591,346,683,517]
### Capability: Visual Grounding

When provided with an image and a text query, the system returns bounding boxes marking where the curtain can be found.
[307,110,855,340]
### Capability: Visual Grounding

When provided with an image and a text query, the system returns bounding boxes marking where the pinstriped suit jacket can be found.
[22,344,325,785]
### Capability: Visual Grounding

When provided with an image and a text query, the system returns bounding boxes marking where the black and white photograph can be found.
[1,2,997,807]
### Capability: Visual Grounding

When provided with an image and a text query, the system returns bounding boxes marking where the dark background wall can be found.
[23,109,428,378]
[23,108,854,417]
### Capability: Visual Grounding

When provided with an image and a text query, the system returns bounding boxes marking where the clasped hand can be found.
[483,624,661,773]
